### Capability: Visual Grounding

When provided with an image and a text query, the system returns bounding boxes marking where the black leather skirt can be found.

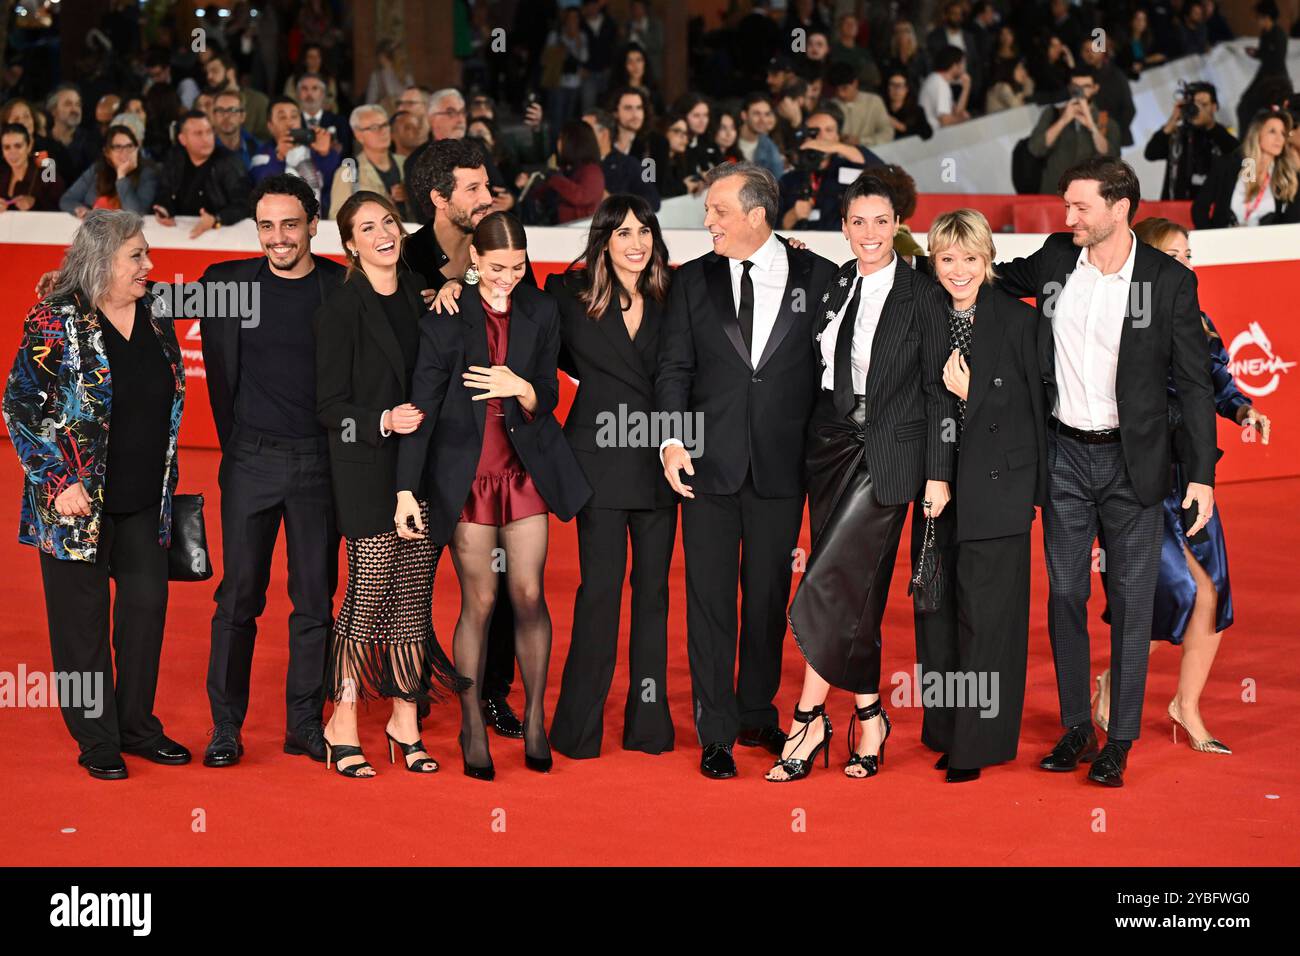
[788,392,909,693]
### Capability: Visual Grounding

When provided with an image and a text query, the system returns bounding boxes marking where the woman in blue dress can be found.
[1093,217,1272,755]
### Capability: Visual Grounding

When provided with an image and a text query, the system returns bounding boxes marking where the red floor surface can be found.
[0,445,1296,867]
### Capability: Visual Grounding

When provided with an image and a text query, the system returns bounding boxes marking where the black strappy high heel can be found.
[386,732,439,773]
[846,700,891,778]
[324,739,375,778]
[765,704,832,783]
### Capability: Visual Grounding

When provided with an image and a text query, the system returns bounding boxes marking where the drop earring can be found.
[464,262,480,285]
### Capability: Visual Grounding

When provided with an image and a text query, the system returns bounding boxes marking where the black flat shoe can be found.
[85,756,128,780]
[737,724,788,756]
[934,753,949,770]
[124,736,191,765]
[945,766,981,783]
[482,697,524,739]
[1087,742,1128,787]
[203,722,243,767]
[700,742,737,779]
[1038,726,1099,771]
[284,721,327,762]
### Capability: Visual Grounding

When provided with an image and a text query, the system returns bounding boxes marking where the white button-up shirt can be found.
[729,230,789,366]
[1052,230,1138,430]
[819,253,897,392]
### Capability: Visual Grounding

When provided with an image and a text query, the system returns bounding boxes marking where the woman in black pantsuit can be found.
[544,195,677,759]
[914,208,1046,782]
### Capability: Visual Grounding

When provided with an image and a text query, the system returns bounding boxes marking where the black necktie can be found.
[833,276,863,416]
[737,259,754,358]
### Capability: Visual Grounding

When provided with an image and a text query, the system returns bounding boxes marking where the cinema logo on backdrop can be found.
[49,886,151,936]
[1228,322,1295,398]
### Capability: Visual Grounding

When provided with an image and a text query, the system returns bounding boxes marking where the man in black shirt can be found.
[155,111,251,239]
[581,108,661,210]
[1145,82,1238,201]
[199,174,344,767]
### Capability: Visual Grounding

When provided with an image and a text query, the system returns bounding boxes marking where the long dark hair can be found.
[336,189,409,280]
[567,194,671,320]
[95,125,145,199]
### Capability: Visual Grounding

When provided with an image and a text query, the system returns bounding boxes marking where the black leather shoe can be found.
[945,766,981,783]
[203,722,244,767]
[482,697,524,739]
[86,755,128,780]
[284,721,327,762]
[934,753,949,770]
[1038,726,1099,771]
[1087,742,1128,787]
[124,736,192,765]
[700,742,737,779]
[737,725,788,756]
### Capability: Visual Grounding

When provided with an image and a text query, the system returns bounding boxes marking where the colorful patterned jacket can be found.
[3,290,185,562]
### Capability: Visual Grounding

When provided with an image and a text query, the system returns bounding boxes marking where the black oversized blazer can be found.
[994,232,1216,507]
[949,284,1047,542]
[814,255,957,507]
[313,267,426,539]
[395,281,592,547]
[546,269,674,511]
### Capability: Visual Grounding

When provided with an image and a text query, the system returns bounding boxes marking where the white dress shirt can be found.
[819,253,897,392]
[919,72,954,131]
[730,230,790,366]
[1229,174,1276,226]
[1052,230,1138,430]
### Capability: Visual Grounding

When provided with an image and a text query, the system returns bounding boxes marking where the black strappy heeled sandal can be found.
[324,739,376,778]
[765,704,832,783]
[386,732,439,773]
[845,700,891,779]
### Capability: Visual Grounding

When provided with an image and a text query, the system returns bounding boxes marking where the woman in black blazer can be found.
[544,194,677,759]
[314,190,466,778]
[916,209,1046,783]
[396,212,591,779]
[1192,108,1300,228]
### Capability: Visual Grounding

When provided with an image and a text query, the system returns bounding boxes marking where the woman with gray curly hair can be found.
[3,209,189,780]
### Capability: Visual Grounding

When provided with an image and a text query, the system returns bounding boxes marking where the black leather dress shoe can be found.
[85,756,128,780]
[945,766,981,783]
[700,743,738,779]
[482,697,524,739]
[203,722,244,767]
[1038,726,1099,771]
[737,725,788,756]
[934,753,949,770]
[1087,742,1128,787]
[124,736,192,765]
[284,721,327,762]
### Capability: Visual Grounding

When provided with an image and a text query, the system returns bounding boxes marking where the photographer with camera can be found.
[250,97,342,215]
[777,104,878,230]
[1144,81,1238,201]
[1026,64,1119,195]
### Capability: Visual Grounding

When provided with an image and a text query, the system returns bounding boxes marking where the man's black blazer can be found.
[948,284,1047,542]
[395,282,592,547]
[546,269,674,511]
[815,256,956,507]
[156,144,252,223]
[313,268,426,539]
[198,253,346,449]
[995,231,1216,506]
[655,236,837,499]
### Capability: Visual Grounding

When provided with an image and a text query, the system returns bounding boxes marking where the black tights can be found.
[450,514,551,765]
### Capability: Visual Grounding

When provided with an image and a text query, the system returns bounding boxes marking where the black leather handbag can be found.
[909,509,944,615]
[168,493,213,582]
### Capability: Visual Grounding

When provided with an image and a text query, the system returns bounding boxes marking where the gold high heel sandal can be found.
[1168,700,1231,755]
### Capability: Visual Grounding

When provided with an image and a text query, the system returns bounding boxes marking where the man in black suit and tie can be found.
[200,174,345,767]
[996,157,1217,787]
[658,161,837,778]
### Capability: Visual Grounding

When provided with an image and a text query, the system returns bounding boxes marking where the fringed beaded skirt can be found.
[326,498,470,703]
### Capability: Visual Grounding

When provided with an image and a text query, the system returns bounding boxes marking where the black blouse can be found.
[100,303,173,514]
[375,286,419,376]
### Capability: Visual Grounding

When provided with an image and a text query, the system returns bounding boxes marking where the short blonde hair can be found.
[927,208,997,286]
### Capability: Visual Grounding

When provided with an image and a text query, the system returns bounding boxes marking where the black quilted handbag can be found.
[908,509,944,615]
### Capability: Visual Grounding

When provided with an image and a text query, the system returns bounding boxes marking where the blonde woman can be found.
[1193,107,1299,227]
[912,209,1045,783]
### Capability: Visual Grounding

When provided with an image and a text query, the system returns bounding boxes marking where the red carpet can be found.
[1,444,1296,867]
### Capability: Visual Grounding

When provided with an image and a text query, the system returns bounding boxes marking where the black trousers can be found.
[912,499,1032,768]
[207,429,338,733]
[551,503,677,758]
[38,505,169,765]
[680,471,805,747]
[1044,430,1163,742]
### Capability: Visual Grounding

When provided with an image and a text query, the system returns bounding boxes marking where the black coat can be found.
[1192,148,1300,228]
[395,282,592,546]
[313,268,427,539]
[995,232,1217,507]
[156,144,252,223]
[655,237,838,498]
[199,254,346,449]
[949,284,1046,542]
[546,270,673,511]
[400,220,539,292]
[814,256,956,507]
